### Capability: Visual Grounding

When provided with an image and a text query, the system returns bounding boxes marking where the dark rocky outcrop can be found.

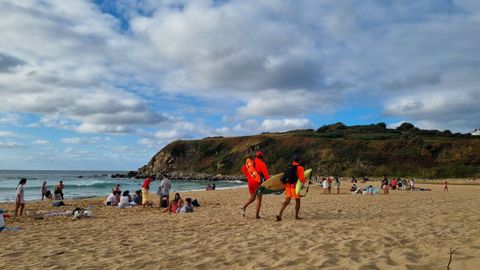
[137,123,480,179]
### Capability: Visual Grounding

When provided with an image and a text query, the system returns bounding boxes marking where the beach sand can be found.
[1,183,479,269]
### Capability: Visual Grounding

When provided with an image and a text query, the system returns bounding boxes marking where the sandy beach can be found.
[1,183,479,270]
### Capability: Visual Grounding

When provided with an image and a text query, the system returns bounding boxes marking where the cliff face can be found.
[137,124,480,179]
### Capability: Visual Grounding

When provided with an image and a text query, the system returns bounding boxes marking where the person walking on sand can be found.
[241,151,270,219]
[41,181,48,201]
[276,155,306,221]
[444,181,448,192]
[15,178,27,216]
[55,180,65,200]
[142,176,155,208]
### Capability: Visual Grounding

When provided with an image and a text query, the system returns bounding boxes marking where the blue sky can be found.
[1,0,479,170]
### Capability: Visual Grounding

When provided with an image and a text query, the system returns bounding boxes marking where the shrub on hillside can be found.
[396,122,415,131]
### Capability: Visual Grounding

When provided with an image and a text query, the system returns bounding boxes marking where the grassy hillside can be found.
[138,123,480,178]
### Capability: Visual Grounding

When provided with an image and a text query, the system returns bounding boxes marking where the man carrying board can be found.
[241,151,269,219]
[276,154,305,221]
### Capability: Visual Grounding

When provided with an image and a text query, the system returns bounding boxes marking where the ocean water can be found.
[0,170,246,202]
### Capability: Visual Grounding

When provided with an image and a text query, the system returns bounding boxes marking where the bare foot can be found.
[295,217,303,220]
[256,215,261,219]
[276,215,282,222]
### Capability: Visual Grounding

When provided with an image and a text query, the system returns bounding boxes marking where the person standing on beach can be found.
[141,176,155,208]
[241,151,270,219]
[444,181,448,192]
[113,184,121,193]
[158,175,171,208]
[276,155,305,221]
[334,176,340,194]
[41,181,48,201]
[55,180,65,200]
[382,177,389,195]
[15,178,27,216]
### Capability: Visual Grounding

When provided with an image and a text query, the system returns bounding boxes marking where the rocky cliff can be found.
[137,123,480,179]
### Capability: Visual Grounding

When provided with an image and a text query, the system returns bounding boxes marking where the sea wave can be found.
[0,181,121,191]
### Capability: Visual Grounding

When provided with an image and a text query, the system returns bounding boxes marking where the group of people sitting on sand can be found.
[104,176,199,213]
[348,176,433,195]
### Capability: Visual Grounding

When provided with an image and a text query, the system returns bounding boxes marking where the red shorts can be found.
[285,183,299,199]
[248,180,261,195]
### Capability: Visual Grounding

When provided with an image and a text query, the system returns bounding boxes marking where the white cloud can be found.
[0,131,16,137]
[261,118,313,132]
[0,141,25,149]
[237,89,340,118]
[61,136,110,145]
[33,139,50,145]
[0,113,21,125]
[0,0,479,139]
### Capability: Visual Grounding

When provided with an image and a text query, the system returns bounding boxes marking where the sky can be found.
[0,0,479,170]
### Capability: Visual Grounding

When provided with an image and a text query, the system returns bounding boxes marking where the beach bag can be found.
[281,164,298,184]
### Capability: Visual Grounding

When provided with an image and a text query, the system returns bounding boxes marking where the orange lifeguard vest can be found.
[245,158,261,183]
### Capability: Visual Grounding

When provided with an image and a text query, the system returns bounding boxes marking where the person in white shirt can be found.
[15,178,27,216]
[105,191,120,206]
[118,190,133,208]
[158,175,172,208]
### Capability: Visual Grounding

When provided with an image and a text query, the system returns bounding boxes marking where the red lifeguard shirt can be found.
[254,158,270,181]
[293,161,305,183]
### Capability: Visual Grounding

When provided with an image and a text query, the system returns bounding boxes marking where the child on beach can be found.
[444,181,448,192]
[15,178,27,216]
[178,198,194,213]
[133,190,142,205]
